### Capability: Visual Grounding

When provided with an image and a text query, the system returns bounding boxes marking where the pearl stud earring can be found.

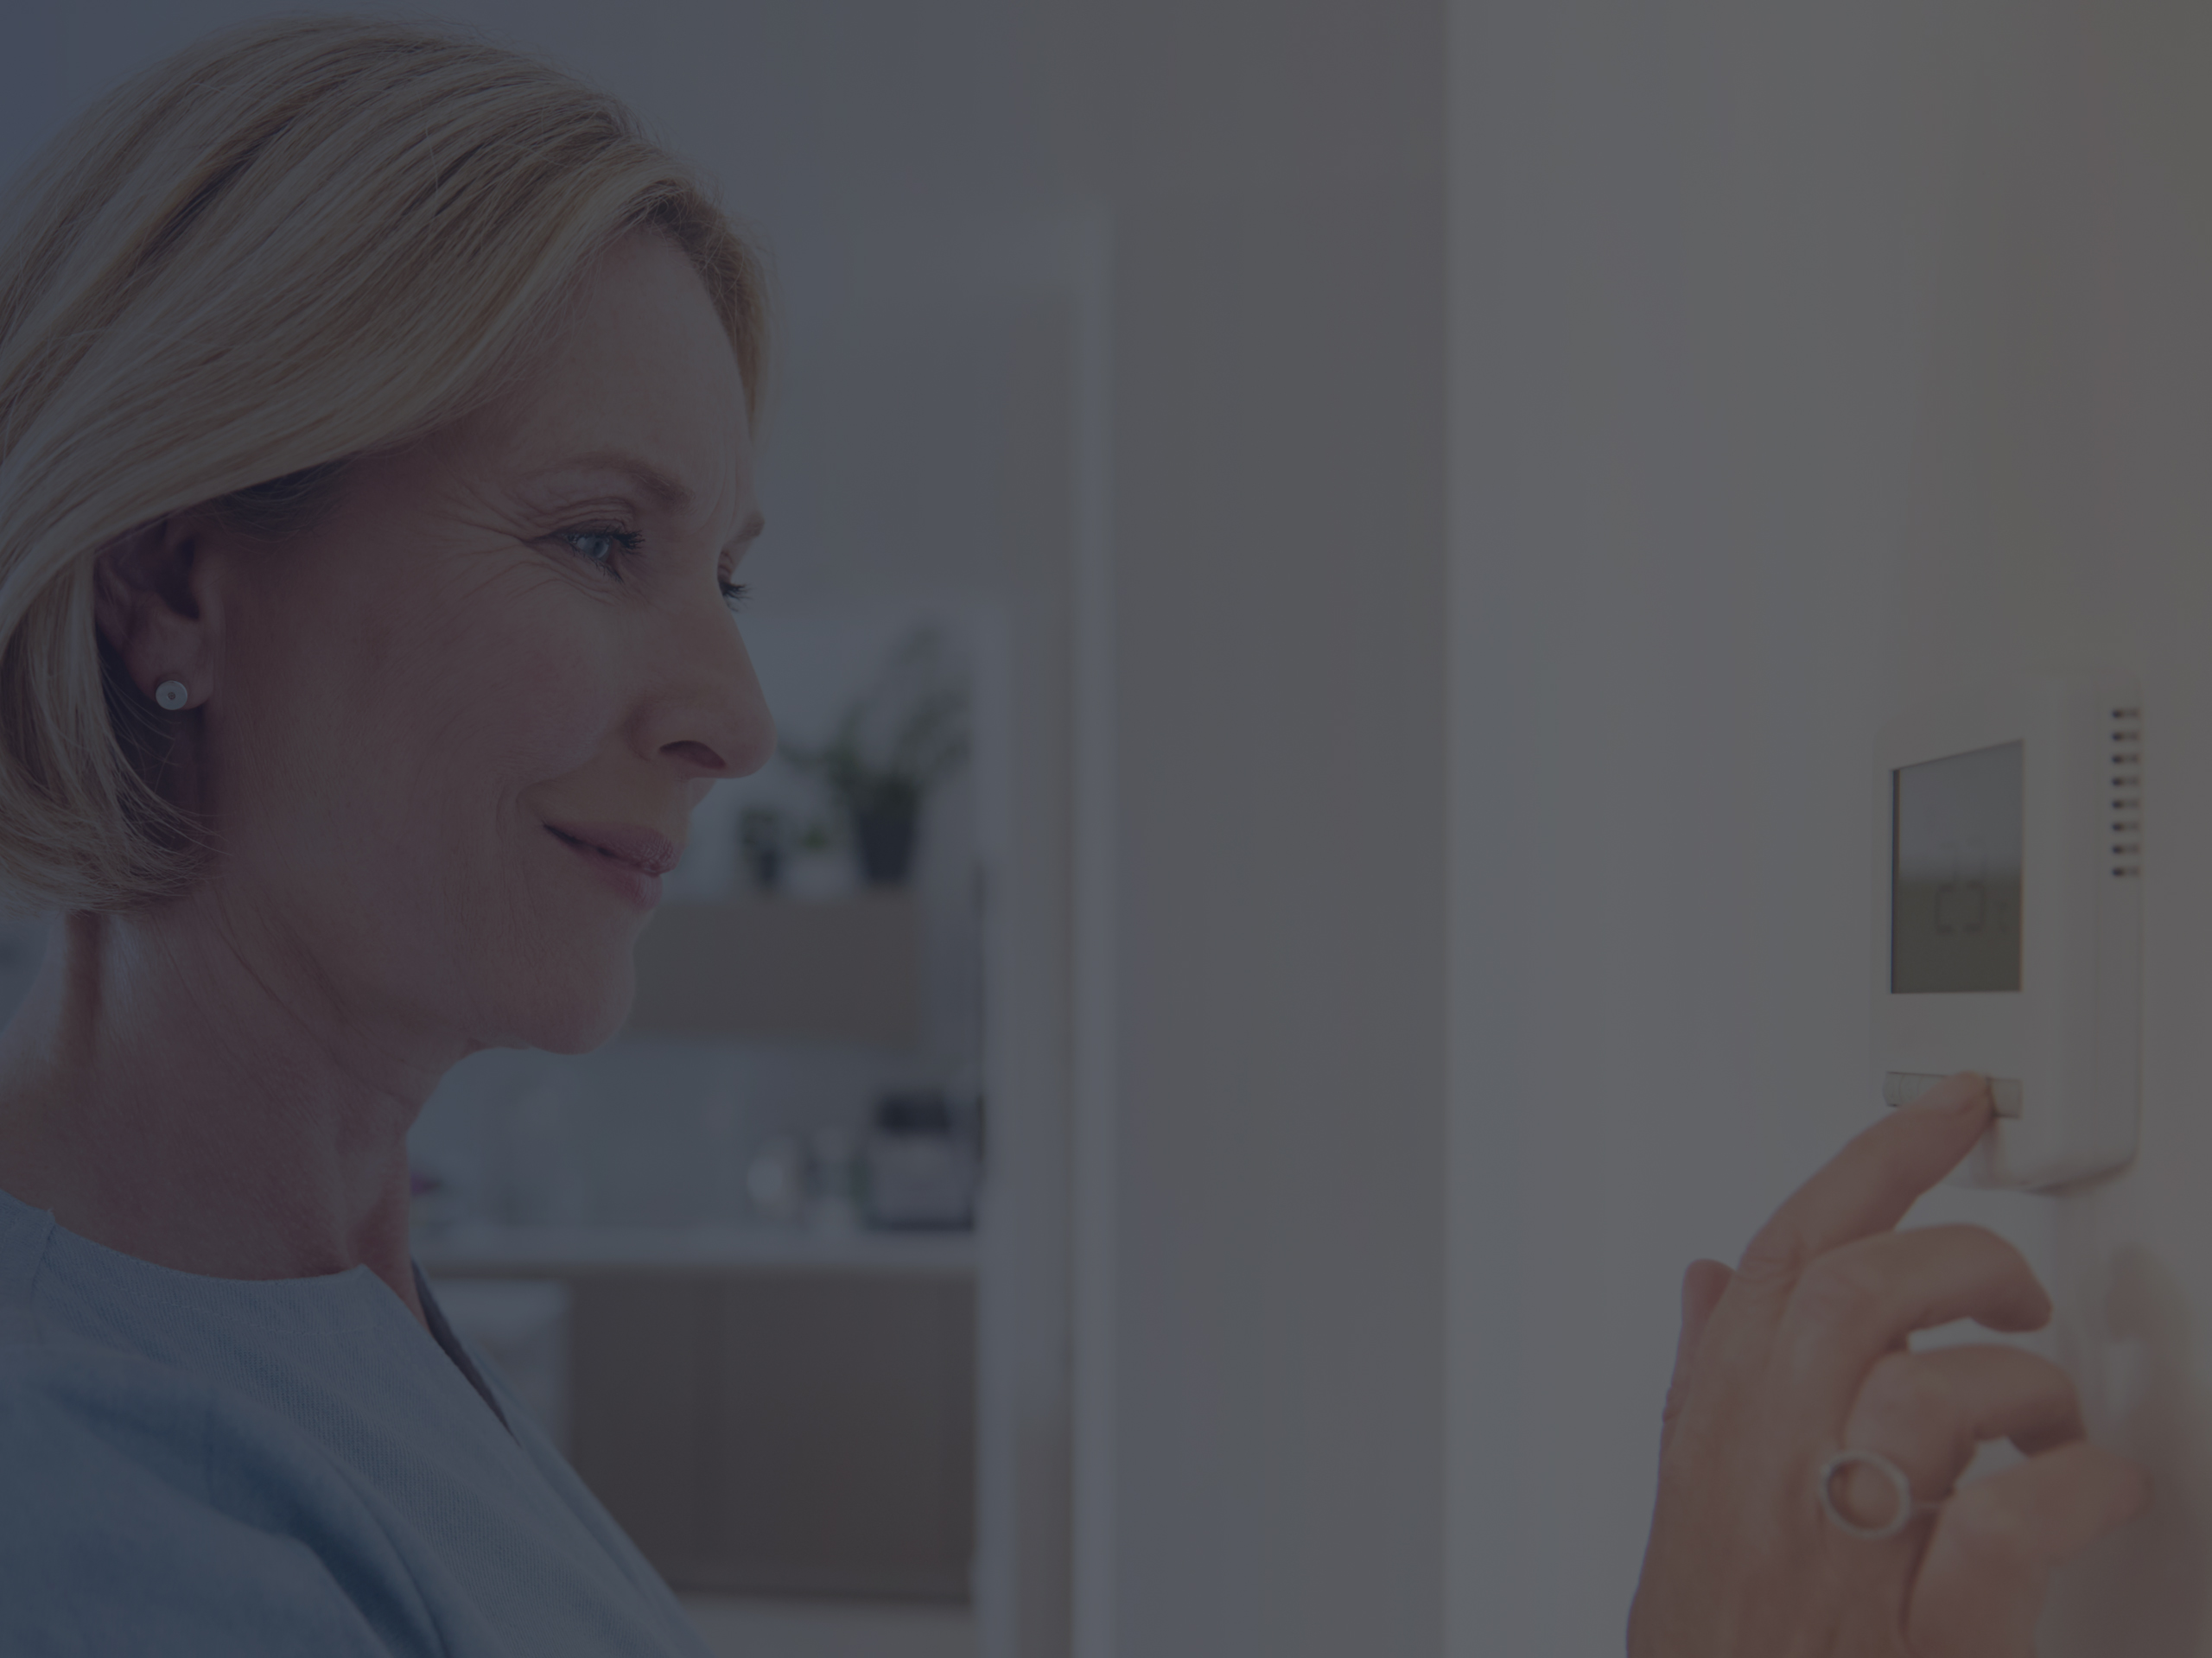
[155,680,188,711]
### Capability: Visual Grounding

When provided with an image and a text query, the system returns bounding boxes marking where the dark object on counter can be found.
[861,1090,979,1230]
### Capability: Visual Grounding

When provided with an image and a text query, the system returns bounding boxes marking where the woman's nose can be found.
[643,599,777,781]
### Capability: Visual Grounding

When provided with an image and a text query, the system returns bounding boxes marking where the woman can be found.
[0,20,766,1653]
[0,16,2146,1655]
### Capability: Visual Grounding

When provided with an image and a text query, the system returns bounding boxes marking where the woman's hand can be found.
[1627,1072,2149,1656]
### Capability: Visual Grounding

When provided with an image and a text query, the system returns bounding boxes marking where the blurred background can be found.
[18,2,2212,1656]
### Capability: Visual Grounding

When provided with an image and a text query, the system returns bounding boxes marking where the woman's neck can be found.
[0,906,457,1326]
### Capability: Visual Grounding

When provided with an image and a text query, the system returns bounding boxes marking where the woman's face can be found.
[192,230,772,1057]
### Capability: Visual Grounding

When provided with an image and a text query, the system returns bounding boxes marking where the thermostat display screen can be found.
[1891,740,2024,994]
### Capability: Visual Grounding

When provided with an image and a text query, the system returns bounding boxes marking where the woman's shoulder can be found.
[0,1345,445,1655]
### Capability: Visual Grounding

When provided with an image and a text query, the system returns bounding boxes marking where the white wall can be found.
[1449,2,2212,1652]
[1084,3,1449,1655]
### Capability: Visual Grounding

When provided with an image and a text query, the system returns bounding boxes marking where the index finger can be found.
[1733,1072,1993,1289]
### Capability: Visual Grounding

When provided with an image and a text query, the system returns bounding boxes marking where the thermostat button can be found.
[1883,1071,2024,1119]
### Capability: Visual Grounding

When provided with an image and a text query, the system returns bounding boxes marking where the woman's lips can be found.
[544,821,680,909]
[544,822,681,875]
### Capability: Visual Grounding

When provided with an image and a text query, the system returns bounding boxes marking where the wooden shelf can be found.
[626,893,921,1045]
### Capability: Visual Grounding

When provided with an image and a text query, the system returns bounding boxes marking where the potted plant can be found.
[783,629,969,887]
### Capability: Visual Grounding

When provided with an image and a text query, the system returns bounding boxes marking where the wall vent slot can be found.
[2109,709,2145,878]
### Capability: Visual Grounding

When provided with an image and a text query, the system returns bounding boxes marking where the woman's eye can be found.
[720,580,750,614]
[558,527,640,569]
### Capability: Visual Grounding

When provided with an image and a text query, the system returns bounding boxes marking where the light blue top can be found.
[0,1185,713,1655]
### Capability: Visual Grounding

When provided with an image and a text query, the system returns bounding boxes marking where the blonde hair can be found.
[0,16,768,913]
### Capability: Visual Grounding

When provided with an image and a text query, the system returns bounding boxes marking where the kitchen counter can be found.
[414,1221,978,1278]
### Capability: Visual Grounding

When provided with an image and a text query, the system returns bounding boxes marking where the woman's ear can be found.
[94,515,214,709]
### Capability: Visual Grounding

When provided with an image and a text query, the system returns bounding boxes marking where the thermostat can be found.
[1871,675,2142,1190]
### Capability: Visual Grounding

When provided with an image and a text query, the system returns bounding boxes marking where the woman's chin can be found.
[504,966,637,1056]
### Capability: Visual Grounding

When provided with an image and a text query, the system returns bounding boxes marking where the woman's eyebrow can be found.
[524,451,696,512]
[522,454,762,548]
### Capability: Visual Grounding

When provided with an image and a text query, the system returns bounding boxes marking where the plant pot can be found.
[852,807,918,886]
